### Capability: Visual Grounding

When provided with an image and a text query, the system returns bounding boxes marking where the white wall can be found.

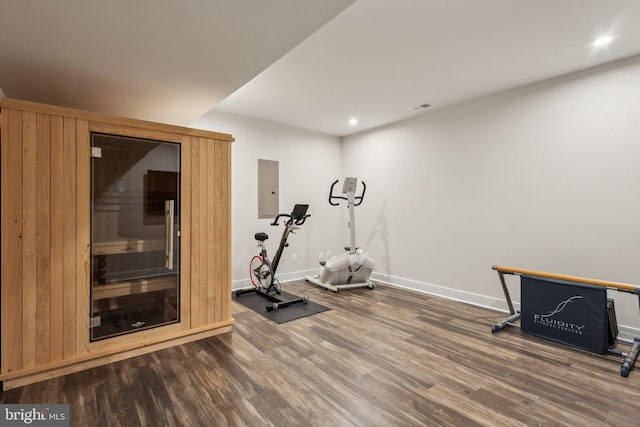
[190,111,343,288]
[190,55,640,338]
[343,55,640,338]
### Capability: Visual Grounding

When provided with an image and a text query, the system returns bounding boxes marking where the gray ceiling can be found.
[0,0,355,126]
[2,0,640,137]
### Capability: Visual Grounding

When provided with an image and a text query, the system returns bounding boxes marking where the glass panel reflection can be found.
[90,133,180,340]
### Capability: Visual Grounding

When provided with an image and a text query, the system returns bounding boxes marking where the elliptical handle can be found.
[354,181,367,206]
[328,179,347,206]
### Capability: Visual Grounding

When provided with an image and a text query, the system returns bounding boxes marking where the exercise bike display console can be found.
[235,204,310,311]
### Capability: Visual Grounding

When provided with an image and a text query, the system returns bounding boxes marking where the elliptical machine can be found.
[235,204,310,311]
[305,178,375,292]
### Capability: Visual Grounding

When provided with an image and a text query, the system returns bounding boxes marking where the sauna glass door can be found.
[90,133,180,341]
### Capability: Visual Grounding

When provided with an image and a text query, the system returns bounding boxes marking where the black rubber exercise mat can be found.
[233,290,330,324]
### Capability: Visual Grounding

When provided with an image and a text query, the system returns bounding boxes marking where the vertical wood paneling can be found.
[2,109,24,374]
[63,117,78,359]
[213,140,223,324]
[190,138,202,327]
[220,140,232,322]
[36,113,52,366]
[22,112,37,369]
[50,115,64,363]
[76,119,90,355]
[206,139,216,325]
[179,135,192,329]
[199,138,209,326]
[1,99,233,386]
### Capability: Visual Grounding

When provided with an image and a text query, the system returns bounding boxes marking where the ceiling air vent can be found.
[409,103,431,111]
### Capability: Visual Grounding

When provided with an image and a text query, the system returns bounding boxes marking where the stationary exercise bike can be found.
[305,178,375,292]
[235,204,310,311]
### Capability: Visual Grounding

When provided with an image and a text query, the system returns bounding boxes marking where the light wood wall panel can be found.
[75,119,90,357]
[2,109,87,371]
[22,111,37,370]
[206,138,217,325]
[62,117,78,360]
[1,99,233,389]
[189,137,232,328]
[179,134,192,330]
[2,108,24,374]
[214,139,232,323]
[50,115,64,364]
[189,137,203,328]
[35,113,51,366]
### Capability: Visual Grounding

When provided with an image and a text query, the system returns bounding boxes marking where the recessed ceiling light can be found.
[592,36,613,47]
[349,118,358,125]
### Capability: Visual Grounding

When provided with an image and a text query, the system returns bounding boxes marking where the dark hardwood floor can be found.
[2,280,639,426]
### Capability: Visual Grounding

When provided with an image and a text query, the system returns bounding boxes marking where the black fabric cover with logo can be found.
[520,275,608,354]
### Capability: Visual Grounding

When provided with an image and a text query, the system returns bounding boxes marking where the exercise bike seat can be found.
[255,232,269,241]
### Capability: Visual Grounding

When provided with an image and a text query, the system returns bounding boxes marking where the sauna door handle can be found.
[165,200,175,270]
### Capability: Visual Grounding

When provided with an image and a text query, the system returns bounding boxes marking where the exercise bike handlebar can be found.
[270,204,311,227]
[328,179,367,206]
[270,213,310,227]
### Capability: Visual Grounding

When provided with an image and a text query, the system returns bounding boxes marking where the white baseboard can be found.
[232,268,318,291]
[370,272,518,311]
[232,270,640,342]
[370,272,640,343]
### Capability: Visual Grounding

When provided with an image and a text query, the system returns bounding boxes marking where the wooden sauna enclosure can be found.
[0,98,234,389]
